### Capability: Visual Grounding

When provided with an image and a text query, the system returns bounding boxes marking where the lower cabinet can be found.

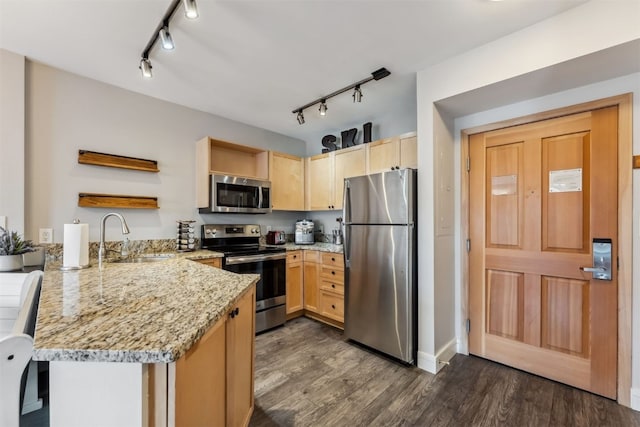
[298,250,344,328]
[194,257,222,268]
[152,285,255,427]
[285,251,304,314]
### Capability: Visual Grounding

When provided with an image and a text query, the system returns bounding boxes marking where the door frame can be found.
[460,93,633,406]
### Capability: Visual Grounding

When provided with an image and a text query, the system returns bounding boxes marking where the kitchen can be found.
[1,1,640,426]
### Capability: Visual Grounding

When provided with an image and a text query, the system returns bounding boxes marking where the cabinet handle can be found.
[230,307,240,318]
[331,257,335,261]
[235,307,240,316]
[293,255,297,259]
[230,311,235,319]
[331,304,335,309]
[331,271,335,275]
[331,284,335,288]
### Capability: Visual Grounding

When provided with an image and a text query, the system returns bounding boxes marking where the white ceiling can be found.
[0,0,589,141]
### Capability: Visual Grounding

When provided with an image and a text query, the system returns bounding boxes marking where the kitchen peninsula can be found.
[33,251,257,427]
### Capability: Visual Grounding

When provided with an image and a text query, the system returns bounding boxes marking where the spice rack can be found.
[176,220,196,252]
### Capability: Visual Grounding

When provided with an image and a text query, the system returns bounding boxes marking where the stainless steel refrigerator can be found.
[343,168,417,364]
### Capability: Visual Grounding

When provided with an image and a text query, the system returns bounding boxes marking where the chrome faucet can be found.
[98,212,130,271]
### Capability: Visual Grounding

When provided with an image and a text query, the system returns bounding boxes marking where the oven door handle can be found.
[225,252,286,265]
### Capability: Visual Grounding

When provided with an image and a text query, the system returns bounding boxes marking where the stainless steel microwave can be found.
[200,175,272,214]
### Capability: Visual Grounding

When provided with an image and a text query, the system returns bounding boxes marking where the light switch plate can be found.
[39,228,53,244]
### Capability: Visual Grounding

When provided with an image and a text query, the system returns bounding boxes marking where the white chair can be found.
[0,270,43,427]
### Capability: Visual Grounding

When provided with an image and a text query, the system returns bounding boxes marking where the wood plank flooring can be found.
[250,317,640,427]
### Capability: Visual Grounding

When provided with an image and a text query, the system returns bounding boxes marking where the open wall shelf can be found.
[78,193,159,209]
[78,150,159,172]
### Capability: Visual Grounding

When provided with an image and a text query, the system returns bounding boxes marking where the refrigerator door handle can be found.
[344,225,351,268]
[343,179,351,224]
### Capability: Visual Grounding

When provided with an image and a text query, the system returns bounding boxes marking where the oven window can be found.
[216,183,259,209]
[224,258,285,302]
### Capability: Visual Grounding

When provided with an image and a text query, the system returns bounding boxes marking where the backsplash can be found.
[42,239,199,260]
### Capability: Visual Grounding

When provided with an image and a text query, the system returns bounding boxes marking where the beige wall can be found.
[0,49,25,233]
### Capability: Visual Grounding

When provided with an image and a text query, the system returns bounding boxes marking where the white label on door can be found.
[549,168,582,193]
[491,175,517,196]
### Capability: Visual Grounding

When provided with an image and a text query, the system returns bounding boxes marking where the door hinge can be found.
[466,157,470,172]
[466,239,471,253]
[466,319,470,334]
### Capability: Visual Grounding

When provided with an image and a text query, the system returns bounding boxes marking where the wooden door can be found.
[334,146,366,210]
[307,153,333,210]
[286,251,304,314]
[226,287,255,427]
[469,107,618,398]
[367,137,399,174]
[269,152,304,211]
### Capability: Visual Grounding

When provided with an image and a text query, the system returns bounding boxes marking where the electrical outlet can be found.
[39,228,53,244]
[317,224,324,234]
[266,225,272,232]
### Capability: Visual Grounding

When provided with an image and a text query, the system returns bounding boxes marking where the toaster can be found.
[295,220,315,245]
[266,230,286,245]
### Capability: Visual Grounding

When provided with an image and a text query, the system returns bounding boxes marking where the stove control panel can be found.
[202,224,261,239]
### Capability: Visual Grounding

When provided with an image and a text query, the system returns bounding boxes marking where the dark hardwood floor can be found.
[250,317,640,427]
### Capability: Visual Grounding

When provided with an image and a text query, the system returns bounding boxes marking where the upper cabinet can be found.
[196,137,269,208]
[366,131,417,174]
[269,152,305,211]
[306,145,366,211]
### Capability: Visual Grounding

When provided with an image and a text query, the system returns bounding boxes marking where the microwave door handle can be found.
[258,186,264,209]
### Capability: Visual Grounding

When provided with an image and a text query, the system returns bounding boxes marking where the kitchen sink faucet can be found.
[98,212,130,271]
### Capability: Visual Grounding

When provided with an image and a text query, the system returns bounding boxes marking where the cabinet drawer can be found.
[320,266,344,282]
[320,279,344,296]
[287,251,302,263]
[321,252,343,268]
[319,290,344,322]
[195,258,222,268]
[304,250,320,263]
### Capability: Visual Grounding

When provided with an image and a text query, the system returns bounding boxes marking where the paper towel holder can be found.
[60,219,92,271]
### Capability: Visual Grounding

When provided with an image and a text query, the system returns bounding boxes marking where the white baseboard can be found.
[417,338,458,374]
[631,388,640,412]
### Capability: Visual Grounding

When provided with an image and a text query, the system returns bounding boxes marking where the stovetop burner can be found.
[200,224,286,256]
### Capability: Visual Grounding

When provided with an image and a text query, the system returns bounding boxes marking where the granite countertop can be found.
[33,250,256,364]
[265,242,344,254]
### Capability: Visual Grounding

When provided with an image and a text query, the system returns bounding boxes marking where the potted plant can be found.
[0,227,35,271]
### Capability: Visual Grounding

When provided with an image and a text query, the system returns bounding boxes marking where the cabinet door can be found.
[195,257,222,268]
[174,318,226,427]
[269,152,305,211]
[319,290,344,323]
[399,134,417,169]
[367,137,400,174]
[303,261,320,313]
[334,146,366,210]
[226,287,255,427]
[286,251,304,313]
[307,153,334,210]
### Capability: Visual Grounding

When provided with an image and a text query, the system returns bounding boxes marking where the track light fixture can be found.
[138,0,199,78]
[159,26,175,50]
[291,67,390,124]
[353,85,362,103]
[319,100,328,116]
[183,0,199,19]
[139,57,153,78]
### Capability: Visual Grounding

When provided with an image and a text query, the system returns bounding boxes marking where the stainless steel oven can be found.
[201,224,286,333]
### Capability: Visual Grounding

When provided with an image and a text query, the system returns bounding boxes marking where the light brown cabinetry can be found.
[269,152,305,211]
[303,250,320,313]
[366,132,417,174]
[166,285,255,427]
[194,257,222,269]
[196,137,269,208]
[286,251,304,315]
[318,253,344,323]
[306,145,366,211]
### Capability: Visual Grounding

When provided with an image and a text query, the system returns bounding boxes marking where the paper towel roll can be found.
[63,223,89,268]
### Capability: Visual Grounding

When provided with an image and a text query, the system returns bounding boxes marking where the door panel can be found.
[469,106,618,399]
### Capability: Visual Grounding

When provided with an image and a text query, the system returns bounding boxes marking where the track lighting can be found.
[138,0,199,78]
[183,0,199,19]
[139,58,153,78]
[159,26,174,50]
[292,67,390,124]
[319,101,328,116]
[353,85,362,103]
